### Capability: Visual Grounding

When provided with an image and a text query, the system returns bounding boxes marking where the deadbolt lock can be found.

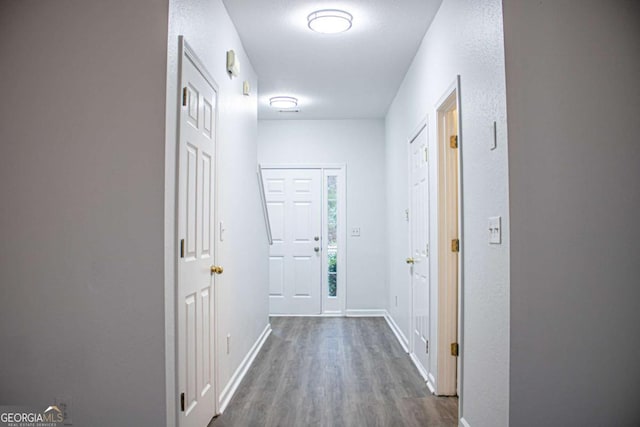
[314,236,320,241]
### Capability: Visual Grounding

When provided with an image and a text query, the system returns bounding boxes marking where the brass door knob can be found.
[210,265,224,275]
[405,258,415,264]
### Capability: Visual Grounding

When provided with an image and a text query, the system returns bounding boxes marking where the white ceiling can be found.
[222,0,443,120]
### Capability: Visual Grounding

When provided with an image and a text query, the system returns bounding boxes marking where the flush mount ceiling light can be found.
[307,9,353,34]
[269,96,298,109]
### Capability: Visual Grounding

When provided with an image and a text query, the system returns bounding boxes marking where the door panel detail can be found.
[409,125,431,377]
[177,41,218,427]
[263,169,322,315]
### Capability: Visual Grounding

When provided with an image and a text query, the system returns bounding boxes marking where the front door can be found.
[177,42,218,427]
[409,124,431,376]
[262,169,322,315]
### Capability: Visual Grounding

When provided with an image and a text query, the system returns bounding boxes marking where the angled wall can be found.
[0,1,170,425]
[385,0,510,425]
[504,0,640,425]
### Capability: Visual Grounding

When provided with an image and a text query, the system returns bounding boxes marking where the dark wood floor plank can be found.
[209,317,458,427]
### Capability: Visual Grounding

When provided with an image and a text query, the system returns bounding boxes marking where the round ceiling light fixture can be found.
[307,9,353,34]
[269,96,298,109]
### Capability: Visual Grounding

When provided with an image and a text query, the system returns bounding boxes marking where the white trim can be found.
[321,310,344,317]
[218,323,272,414]
[428,373,437,394]
[454,75,465,409]
[410,352,430,382]
[435,77,460,111]
[270,313,342,317]
[261,163,345,170]
[427,379,436,394]
[345,309,386,317]
[383,310,409,353]
[459,417,471,427]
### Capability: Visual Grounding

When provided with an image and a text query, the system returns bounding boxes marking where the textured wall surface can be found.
[385,0,509,425]
[504,1,640,425]
[258,119,387,311]
[166,0,269,423]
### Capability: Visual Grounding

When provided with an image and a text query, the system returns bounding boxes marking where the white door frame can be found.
[434,76,464,402]
[260,163,347,315]
[175,36,221,424]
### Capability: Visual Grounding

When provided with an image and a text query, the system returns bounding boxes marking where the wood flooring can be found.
[209,317,458,427]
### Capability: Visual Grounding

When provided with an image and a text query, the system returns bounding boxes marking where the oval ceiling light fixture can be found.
[307,9,353,34]
[269,96,298,109]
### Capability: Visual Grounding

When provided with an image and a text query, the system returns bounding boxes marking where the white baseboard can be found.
[320,311,344,317]
[428,373,437,393]
[383,310,409,353]
[460,417,471,427]
[270,312,343,317]
[410,352,430,381]
[218,323,272,414]
[345,309,386,317]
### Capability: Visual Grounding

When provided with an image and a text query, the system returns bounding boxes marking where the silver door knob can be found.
[314,236,320,241]
[314,247,320,252]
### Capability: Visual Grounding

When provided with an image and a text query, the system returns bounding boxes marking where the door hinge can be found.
[450,135,458,149]
[180,392,185,412]
[182,87,188,107]
[180,239,185,258]
[426,340,429,354]
[451,342,459,357]
[451,238,460,253]
[426,243,429,258]
[424,146,429,162]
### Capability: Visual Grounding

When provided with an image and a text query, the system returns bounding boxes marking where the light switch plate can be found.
[351,227,361,237]
[489,216,501,244]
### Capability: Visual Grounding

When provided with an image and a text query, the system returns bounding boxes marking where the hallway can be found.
[2,1,639,426]
[210,317,457,427]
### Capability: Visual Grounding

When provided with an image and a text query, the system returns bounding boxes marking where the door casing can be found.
[435,76,463,402]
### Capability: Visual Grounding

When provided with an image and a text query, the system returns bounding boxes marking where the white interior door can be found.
[262,169,322,315]
[409,125,430,376]
[177,44,218,427]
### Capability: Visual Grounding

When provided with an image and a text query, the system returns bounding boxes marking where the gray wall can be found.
[0,1,169,425]
[503,0,640,425]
